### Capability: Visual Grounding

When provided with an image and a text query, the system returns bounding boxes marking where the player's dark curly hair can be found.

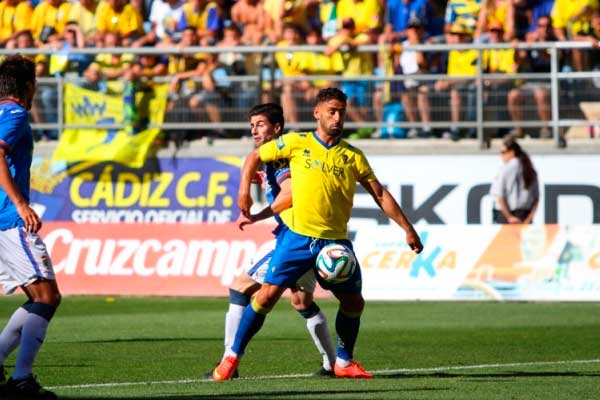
[248,103,284,132]
[0,55,35,101]
[315,87,347,106]
[503,135,537,189]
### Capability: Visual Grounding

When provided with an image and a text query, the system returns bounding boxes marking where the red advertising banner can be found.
[43,222,276,296]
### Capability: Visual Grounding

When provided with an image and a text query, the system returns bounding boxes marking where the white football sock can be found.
[336,357,351,368]
[12,313,49,379]
[306,310,336,371]
[0,307,29,366]
[223,303,245,360]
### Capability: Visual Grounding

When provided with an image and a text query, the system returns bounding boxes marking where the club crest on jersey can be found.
[303,149,311,157]
[341,155,349,164]
[41,255,50,267]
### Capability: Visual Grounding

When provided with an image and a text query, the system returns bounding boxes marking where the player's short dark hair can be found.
[315,87,347,106]
[248,103,285,132]
[0,54,35,100]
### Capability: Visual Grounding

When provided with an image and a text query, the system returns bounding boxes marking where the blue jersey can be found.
[263,159,290,228]
[0,100,33,230]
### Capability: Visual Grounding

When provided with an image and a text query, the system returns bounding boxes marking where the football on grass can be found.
[316,243,356,283]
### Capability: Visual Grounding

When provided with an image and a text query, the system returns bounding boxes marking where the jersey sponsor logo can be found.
[10,109,22,114]
[304,158,346,178]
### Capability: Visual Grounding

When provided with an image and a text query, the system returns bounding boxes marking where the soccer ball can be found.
[315,243,356,283]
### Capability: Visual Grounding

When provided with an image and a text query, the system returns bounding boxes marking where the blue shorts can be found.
[265,226,362,294]
[341,81,369,107]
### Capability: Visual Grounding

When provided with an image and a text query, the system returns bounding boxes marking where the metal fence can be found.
[7,41,600,148]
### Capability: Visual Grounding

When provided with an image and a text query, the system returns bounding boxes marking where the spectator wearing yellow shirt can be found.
[434,22,478,140]
[274,23,307,125]
[325,18,376,137]
[30,0,72,44]
[337,0,382,35]
[83,31,135,94]
[552,0,599,70]
[481,20,517,137]
[67,0,99,45]
[95,0,144,45]
[444,0,481,39]
[0,0,33,48]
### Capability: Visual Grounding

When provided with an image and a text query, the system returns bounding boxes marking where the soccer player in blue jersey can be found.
[0,55,60,400]
[212,88,423,381]
[207,103,336,378]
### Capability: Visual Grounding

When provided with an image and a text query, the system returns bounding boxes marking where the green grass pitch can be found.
[1,296,599,399]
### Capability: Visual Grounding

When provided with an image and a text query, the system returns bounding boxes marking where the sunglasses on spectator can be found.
[500,148,510,154]
[489,29,503,33]
[538,23,549,27]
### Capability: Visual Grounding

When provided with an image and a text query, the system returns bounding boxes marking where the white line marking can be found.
[49,358,600,390]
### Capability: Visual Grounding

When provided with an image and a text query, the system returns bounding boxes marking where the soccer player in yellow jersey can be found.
[211,88,423,381]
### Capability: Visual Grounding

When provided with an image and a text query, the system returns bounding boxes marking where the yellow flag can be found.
[53,83,168,168]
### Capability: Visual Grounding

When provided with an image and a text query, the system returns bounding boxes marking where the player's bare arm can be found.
[238,148,263,217]
[360,178,423,254]
[237,179,292,231]
[0,147,41,232]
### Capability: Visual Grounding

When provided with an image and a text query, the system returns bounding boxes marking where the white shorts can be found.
[0,227,55,295]
[246,245,316,293]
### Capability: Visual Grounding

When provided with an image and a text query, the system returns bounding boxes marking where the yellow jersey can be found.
[447,49,478,76]
[0,1,32,41]
[259,131,377,239]
[30,0,72,39]
[95,1,143,37]
[551,0,599,36]
[337,0,382,33]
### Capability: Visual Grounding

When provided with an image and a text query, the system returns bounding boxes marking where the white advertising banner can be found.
[349,155,600,226]
[355,224,600,301]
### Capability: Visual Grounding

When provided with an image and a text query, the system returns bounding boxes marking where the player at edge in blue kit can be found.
[206,103,336,378]
[0,55,61,400]
[212,88,423,381]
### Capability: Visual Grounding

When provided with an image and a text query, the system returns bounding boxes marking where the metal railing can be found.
[4,41,599,148]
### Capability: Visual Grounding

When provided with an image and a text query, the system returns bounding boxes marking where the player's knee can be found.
[340,295,364,315]
[296,301,320,319]
[290,291,313,311]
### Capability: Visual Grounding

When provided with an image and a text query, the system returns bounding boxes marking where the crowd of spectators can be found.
[0,0,598,141]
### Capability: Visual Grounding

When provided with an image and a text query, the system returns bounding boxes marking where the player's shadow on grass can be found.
[379,371,600,379]
[59,387,447,400]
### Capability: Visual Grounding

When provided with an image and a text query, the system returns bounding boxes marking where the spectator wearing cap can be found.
[435,21,478,140]
[444,0,481,38]
[0,0,33,48]
[475,0,515,41]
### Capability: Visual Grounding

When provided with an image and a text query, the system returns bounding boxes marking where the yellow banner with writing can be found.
[53,83,168,168]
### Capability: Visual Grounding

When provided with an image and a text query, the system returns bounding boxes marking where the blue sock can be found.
[335,309,360,361]
[231,300,267,356]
